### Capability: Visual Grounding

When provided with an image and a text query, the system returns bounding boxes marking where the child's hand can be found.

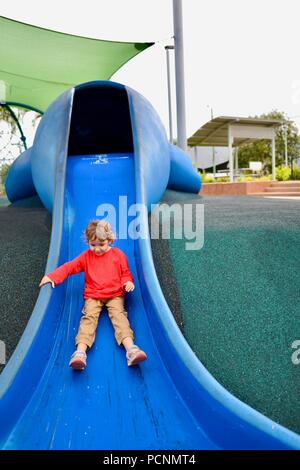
[124,281,134,292]
[39,275,55,288]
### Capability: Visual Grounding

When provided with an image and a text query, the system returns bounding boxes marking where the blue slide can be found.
[1,81,300,449]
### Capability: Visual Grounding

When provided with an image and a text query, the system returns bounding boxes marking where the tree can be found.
[0,106,41,166]
[0,163,11,184]
[0,106,27,161]
[237,110,299,173]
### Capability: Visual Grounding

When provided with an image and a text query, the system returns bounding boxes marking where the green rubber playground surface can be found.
[160,191,300,435]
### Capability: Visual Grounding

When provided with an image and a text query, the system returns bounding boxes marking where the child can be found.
[39,220,147,370]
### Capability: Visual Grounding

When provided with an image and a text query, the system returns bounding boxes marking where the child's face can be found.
[89,239,110,256]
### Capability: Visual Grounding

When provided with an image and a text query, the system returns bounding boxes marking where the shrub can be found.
[256,175,272,181]
[276,166,291,181]
[291,166,300,180]
[215,177,230,183]
[0,163,11,185]
[199,172,216,183]
[239,176,255,182]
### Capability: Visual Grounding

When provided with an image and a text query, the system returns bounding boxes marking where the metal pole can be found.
[173,0,187,151]
[206,105,216,176]
[235,147,239,174]
[165,46,174,144]
[284,124,288,166]
[6,101,43,115]
[210,108,216,176]
[228,126,234,182]
[272,136,276,180]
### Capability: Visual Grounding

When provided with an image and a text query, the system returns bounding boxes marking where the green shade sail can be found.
[0,16,153,113]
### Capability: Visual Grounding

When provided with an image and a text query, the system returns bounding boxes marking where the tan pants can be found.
[75,297,134,348]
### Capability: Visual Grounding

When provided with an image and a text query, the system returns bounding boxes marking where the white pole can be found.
[194,146,197,166]
[235,147,239,173]
[173,0,187,151]
[165,46,174,144]
[209,106,216,176]
[228,126,234,182]
[272,136,276,180]
[284,125,288,166]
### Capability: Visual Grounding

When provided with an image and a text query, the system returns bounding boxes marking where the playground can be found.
[1,0,300,452]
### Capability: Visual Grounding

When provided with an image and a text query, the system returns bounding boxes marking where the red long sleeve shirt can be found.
[47,247,134,299]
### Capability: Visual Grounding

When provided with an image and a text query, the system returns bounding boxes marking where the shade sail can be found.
[0,16,153,113]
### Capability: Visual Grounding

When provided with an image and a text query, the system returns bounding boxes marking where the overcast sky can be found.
[2,0,300,139]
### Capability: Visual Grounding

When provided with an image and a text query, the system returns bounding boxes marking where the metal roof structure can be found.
[188,116,282,148]
[188,116,283,181]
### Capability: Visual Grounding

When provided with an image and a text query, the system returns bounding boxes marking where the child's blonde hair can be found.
[84,220,116,243]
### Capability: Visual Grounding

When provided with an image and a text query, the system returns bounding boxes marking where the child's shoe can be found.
[126,345,147,366]
[69,351,87,370]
